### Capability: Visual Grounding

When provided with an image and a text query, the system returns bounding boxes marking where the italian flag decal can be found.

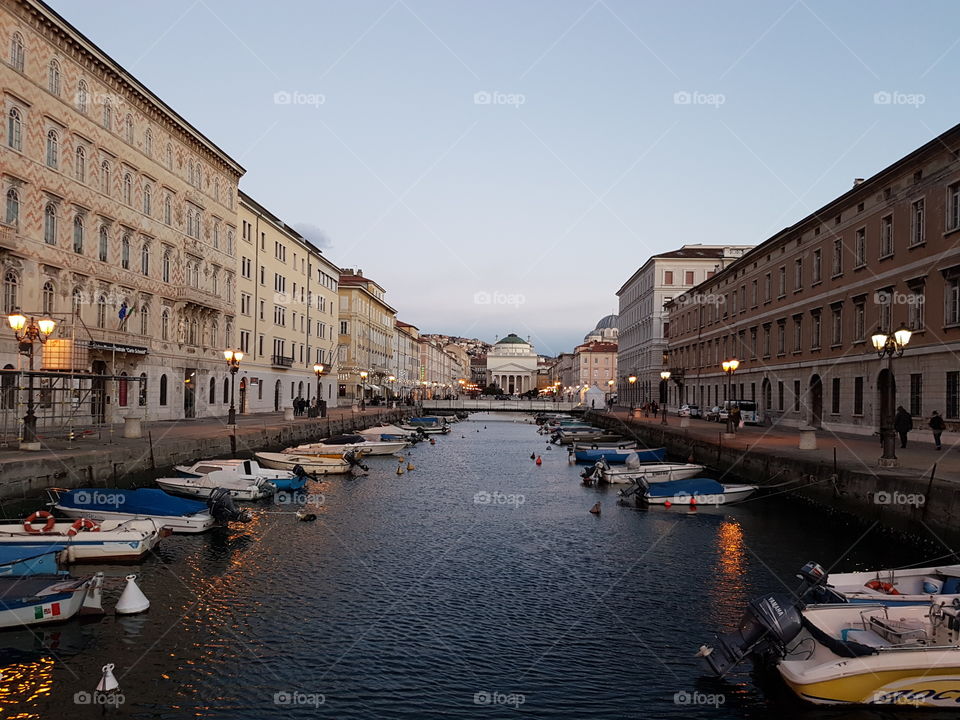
[33,603,61,620]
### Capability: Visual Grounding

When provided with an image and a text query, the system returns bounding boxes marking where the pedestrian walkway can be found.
[603,408,960,481]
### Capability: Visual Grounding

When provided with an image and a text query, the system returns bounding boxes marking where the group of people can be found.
[292,396,326,418]
[894,407,947,451]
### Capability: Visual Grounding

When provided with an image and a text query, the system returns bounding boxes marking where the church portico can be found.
[485,334,538,395]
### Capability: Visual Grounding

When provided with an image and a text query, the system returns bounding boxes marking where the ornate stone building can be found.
[485,333,537,394]
[337,269,395,403]
[0,0,243,429]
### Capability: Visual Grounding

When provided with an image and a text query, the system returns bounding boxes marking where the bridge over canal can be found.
[420,399,580,412]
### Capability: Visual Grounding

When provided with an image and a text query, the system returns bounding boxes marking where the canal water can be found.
[0,412,944,719]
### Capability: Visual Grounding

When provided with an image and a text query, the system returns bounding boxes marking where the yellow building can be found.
[236,192,340,413]
[337,269,395,403]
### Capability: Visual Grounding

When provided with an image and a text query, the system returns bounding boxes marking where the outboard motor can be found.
[698,562,829,677]
[292,464,308,478]
[207,488,252,524]
[344,450,369,473]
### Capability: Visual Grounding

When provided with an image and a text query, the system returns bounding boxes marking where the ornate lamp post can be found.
[627,373,637,411]
[223,349,243,426]
[313,363,325,417]
[659,370,671,424]
[359,370,368,411]
[871,323,912,467]
[721,358,740,434]
[7,312,56,449]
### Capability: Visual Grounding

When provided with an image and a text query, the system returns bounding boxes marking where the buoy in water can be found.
[664,500,672,508]
[396,463,404,475]
[429,438,436,445]
[116,574,150,615]
[530,452,536,460]
[296,508,317,521]
[589,502,601,515]
[407,462,415,471]
[535,456,542,466]
[97,663,119,692]
[689,496,697,507]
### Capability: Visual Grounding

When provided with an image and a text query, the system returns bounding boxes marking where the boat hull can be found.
[0,579,90,629]
[644,484,757,505]
[602,464,704,484]
[255,453,352,474]
[54,505,215,534]
[0,520,161,562]
[155,478,273,501]
[574,448,665,464]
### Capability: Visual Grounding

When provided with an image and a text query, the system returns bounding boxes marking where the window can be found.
[75,146,85,182]
[793,380,801,413]
[831,378,840,414]
[880,215,893,257]
[664,271,674,285]
[854,377,864,415]
[100,160,110,195]
[161,309,169,341]
[227,229,234,255]
[98,226,108,262]
[121,233,130,270]
[777,266,786,296]
[762,324,771,356]
[162,250,171,283]
[794,258,803,290]
[144,128,152,156]
[140,242,150,275]
[209,377,216,404]
[854,301,865,340]
[77,80,88,113]
[910,199,925,246]
[879,288,892,331]
[117,373,127,407]
[10,32,24,72]
[48,59,60,95]
[684,271,694,285]
[71,287,82,317]
[812,249,821,282]
[223,377,229,404]
[777,321,785,355]
[764,273,771,301]
[125,114,134,143]
[831,307,842,345]
[910,374,922,417]
[7,108,22,151]
[163,193,172,225]
[793,316,802,352]
[340,320,348,335]
[166,143,173,169]
[949,182,960,231]
[96,294,106,328]
[123,173,132,205]
[43,204,57,245]
[908,285,925,331]
[854,228,865,266]
[811,312,821,348]
[832,238,843,275]
[159,374,168,406]
[948,372,959,419]
[72,214,84,254]
[1,271,16,313]
[5,188,19,225]
[946,277,960,326]
[102,96,111,130]
[143,184,152,215]
[778,381,784,411]
[42,281,54,315]
[139,305,148,336]
[212,220,220,249]
[46,129,59,168]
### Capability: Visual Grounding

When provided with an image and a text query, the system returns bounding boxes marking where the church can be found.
[485,334,538,395]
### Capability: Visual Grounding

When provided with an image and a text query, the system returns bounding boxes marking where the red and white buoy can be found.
[535,456,542,466]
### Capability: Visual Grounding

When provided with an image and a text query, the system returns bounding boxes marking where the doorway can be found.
[274,379,281,412]
[760,378,771,423]
[808,375,823,429]
[239,378,247,414]
[183,369,196,418]
[91,360,107,423]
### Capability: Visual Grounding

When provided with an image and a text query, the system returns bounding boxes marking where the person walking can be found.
[930,410,946,451]
[894,406,913,449]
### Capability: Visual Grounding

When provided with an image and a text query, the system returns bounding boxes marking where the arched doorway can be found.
[878,368,896,434]
[274,379,281,412]
[760,378,771,423]
[183,369,196,418]
[1,364,15,410]
[808,375,823,429]
[117,372,128,408]
[91,360,106,423]
[238,377,247,414]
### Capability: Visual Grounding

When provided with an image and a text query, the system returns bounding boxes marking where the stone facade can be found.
[337,269,395,403]
[485,333,537,394]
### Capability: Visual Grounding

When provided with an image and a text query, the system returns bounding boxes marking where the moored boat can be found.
[584,460,705,485]
[155,471,276,501]
[0,571,104,628]
[0,517,162,562]
[287,434,407,456]
[255,451,364,474]
[628,477,757,506]
[814,564,960,606]
[572,447,665,464]
[174,459,308,492]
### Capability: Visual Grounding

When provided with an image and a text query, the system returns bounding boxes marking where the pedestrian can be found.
[894,405,913,448]
[930,410,946,450]
[729,405,741,432]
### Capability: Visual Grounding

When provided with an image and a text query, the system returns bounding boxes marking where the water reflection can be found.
[0,656,54,717]
[711,519,748,622]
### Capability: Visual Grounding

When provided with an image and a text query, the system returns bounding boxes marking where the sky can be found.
[60,0,960,355]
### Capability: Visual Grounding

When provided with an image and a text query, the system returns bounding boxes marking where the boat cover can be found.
[0,547,65,576]
[320,434,365,444]
[58,489,205,517]
[645,478,725,498]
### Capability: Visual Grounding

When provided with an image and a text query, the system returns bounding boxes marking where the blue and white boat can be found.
[0,571,103,628]
[0,518,161,563]
[635,477,757,506]
[175,459,308,492]
[0,547,64,576]
[573,447,666,464]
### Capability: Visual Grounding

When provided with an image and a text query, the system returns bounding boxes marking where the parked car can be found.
[678,404,701,418]
[705,405,729,422]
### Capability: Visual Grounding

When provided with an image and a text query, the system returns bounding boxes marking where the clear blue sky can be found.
[62,0,960,355]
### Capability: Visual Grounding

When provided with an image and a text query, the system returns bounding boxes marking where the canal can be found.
[0,412,942,719]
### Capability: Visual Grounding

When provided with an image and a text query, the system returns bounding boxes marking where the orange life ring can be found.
[66,518,100,536]
[23,511,56,534]
[864,579,900,595]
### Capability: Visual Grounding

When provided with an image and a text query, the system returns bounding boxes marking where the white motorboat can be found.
[156,470,276,501]
[0,517,162,562]
[623,477,757,506]
[817,563,960,606]
[175,458,294,481]
[287,434,407,456]
[586,461,705,484]
[255,451,360,475]
[357,425,422,442]
[0,572,104,628]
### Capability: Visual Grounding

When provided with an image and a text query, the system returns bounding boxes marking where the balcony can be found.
[271,354,294,368]
[0,222,15,250]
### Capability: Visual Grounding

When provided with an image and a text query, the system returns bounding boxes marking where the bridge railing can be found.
[420,399,579,412]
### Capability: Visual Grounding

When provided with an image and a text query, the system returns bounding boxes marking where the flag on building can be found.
[118,302,137,329]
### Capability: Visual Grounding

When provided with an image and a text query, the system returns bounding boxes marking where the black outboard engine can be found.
[207,488,252,523]
[344,450,369,473]
[292,464,308,478]
[698,561,828,677]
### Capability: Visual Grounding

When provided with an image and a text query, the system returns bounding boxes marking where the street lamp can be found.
[627,373,637,410]
[660,370,671,424]
[359,370,368,410]
[721,358,740,434]
[313,363,326,417]
[7,311,56,448]
[223,349,243,426]
[871,323,912,466]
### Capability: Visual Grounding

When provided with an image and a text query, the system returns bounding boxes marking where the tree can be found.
[482,383,502,396]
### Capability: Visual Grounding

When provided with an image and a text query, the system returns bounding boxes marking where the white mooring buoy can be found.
[97,663,119,692]
[116,574,150,615]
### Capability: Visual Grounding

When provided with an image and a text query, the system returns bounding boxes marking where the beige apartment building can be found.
[337,269,395,403]
[236,192,339,413]
[0,0,243,433]
[667,121,960,436]
[574,340,618,389]
[392,319,420,399]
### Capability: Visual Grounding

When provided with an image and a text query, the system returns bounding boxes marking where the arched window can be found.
[48,59,61,96]
[45,129,59,168]
[211,271,218,296]
[75,145,85,182]
[102,96,111,130]
[43,204,57,245]
[10,32,24,72]
[214,177,220,203]
[100,160,110,195]
[223,377,229,404]
[162,250,171,282]
[7,108,22,151]
[139,305,149,336]
[77,80,88,113]
[159,374,168,406]
[212,220,220,249]
[165,143,172,169]
[208,377,216,404]
[161,308,169,341]
[143,184,152,215]
[163,193,171,225]
[211,320,218,346]
[98,225,108,262]
[118,372,128,407]
[188,319,198,345]
[187,160,194,186]
[96,294,106,328]
[125,114,133,143]
[5,188,19,225]
[121,233,130,269]
[42,281,54,315]
[71,288,83,318]
[144,128,152,156]
[138,373,147,406]
[72,214,84,254]
[140,242,149,275]
[122,173,132,205]
[2,271,18,313]
[227,229,234,255]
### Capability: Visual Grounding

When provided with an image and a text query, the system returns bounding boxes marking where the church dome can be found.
[594,314,618,330]
[495,333,528,345]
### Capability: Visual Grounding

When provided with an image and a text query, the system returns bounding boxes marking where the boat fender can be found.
[864,579,901,595]
[67,518,101,536]
[23,510,56,534]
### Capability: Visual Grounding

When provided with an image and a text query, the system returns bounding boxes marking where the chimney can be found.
[357,268,363,277]
[853,178,865,187]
